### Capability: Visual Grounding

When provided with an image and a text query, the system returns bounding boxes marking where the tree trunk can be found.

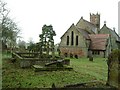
[46,42,49,56]
[52,42,55,58]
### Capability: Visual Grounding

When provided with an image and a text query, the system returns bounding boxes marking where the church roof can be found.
[60,23,91,40]
[89,34,109,50]
[81,19,96,28]
[76,17,96,34]
[77,28,90,39]
[110,30,120,42]
[100,24,120,42]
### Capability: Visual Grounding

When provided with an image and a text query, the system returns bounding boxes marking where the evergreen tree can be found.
[39,24,56,57]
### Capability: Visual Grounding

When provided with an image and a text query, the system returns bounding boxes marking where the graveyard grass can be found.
[2,52,108,88]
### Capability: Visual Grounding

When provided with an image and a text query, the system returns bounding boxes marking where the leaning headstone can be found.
[107,49,120,89]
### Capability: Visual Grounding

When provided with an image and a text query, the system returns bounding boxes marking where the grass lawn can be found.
[2,53,108,88]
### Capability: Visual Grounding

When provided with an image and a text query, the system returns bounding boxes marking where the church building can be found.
[59,13,120,58]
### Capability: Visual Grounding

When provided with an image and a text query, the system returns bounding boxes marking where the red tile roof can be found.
[89,34,109,50]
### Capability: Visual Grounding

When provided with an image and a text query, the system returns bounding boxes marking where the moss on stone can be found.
[108,49,120,61]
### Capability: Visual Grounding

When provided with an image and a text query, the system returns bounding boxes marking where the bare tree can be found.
[0,0,20,51]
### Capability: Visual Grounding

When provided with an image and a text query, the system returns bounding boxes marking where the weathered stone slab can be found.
[11,52,71,68]
[45,60,63,67]
[33,65,73,72]
[107,49,120,89]
[20,60,31,68]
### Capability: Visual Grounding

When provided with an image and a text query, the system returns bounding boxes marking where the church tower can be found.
[90,13,100,29]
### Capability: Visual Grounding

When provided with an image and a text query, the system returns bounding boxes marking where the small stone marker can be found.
[89,56,93,61]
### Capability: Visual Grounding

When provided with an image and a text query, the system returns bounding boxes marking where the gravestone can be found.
[89,56,93,61]
[20,60,31,68]
[45,60,63,67]
[107,49,120,89]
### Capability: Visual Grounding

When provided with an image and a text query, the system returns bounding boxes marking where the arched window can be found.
[71,31,74,45]
[66,36,69,45]
[76,35,78,46]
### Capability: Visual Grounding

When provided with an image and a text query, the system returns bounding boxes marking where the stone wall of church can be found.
[59,24,88,58]
[60,47,87,58]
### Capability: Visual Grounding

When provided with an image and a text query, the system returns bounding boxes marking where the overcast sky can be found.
[4,0,119,44]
